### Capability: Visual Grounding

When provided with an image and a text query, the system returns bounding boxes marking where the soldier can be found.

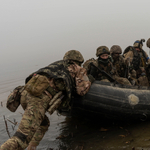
[146,38,150,84]
[0,50,91,150]
[146,38,150,48]
[110,45,126,77]
[123,39,150,86]
[110,45,137,85]
[84,46,131,85]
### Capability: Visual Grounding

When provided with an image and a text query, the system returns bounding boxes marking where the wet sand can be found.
[0,67,150,150]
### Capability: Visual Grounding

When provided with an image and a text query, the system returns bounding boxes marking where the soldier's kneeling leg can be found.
[27,115,50,150]
[0,93,51,150]
[0,137,23,150]
[115,76,131,86]
[101,79,110,82]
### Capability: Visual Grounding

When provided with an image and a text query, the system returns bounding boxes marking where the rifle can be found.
[125,58,138,85]
[90,62,118,83]
[47,91,64,115]
[124,57,131,79]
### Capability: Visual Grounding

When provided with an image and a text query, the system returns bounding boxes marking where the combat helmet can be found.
[110,45,122,54]
[63,50,84,63]
[146,38,150,48]
[96,46,110,57]
[133,39,145,49]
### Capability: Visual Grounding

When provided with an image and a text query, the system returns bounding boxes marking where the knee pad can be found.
[40,115,50,127]
[13,131,27,143]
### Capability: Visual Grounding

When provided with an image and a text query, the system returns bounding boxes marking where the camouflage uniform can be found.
[84,46,131,85]
[0,50,91,150]
[112,55,126,77]
[123,40,150,86]
[146,38,150,84]
[146,38,150,48]
[110,45,137,85]
[110,45,126,77]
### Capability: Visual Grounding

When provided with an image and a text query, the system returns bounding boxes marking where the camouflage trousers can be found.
[0,90,51,150]
[101,79,110,82]
[114,76,131,86]
[100,77,131,86]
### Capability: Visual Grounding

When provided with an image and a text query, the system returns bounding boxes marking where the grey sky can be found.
[0,0,150,72]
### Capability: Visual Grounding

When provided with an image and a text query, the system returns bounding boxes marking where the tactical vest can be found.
[25,60,75,99]
[90,59,116,80]
[124,46,147,70]
[139,52,147,68]
[131,48,141,70]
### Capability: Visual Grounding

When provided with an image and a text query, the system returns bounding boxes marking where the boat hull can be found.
[71,81,150,121]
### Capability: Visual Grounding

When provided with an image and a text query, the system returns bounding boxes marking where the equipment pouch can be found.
[24,74,49,96]
[6,86,24,112]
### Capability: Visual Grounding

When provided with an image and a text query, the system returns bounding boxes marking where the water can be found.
[0,65,150,150]
[0,64,66,149]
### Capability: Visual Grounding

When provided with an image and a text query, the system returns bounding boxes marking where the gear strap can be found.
[13,131,27,143]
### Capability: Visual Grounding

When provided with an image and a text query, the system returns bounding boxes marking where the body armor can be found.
[89,58,116,81]
[124,46,147,70]
[131,48,141,70]
[26,60,75,99]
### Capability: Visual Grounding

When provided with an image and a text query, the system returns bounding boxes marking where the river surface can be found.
[0,65,150,150]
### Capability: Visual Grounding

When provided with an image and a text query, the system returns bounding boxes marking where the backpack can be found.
[6,86,24,112]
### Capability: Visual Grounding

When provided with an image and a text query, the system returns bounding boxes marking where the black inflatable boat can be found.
[70,81,150,121]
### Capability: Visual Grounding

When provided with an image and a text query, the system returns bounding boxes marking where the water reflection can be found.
[1,103,150,150]
[0,69,150,150]
[54,116,150,150]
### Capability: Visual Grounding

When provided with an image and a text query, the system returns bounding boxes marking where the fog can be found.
[0,0,150,74]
